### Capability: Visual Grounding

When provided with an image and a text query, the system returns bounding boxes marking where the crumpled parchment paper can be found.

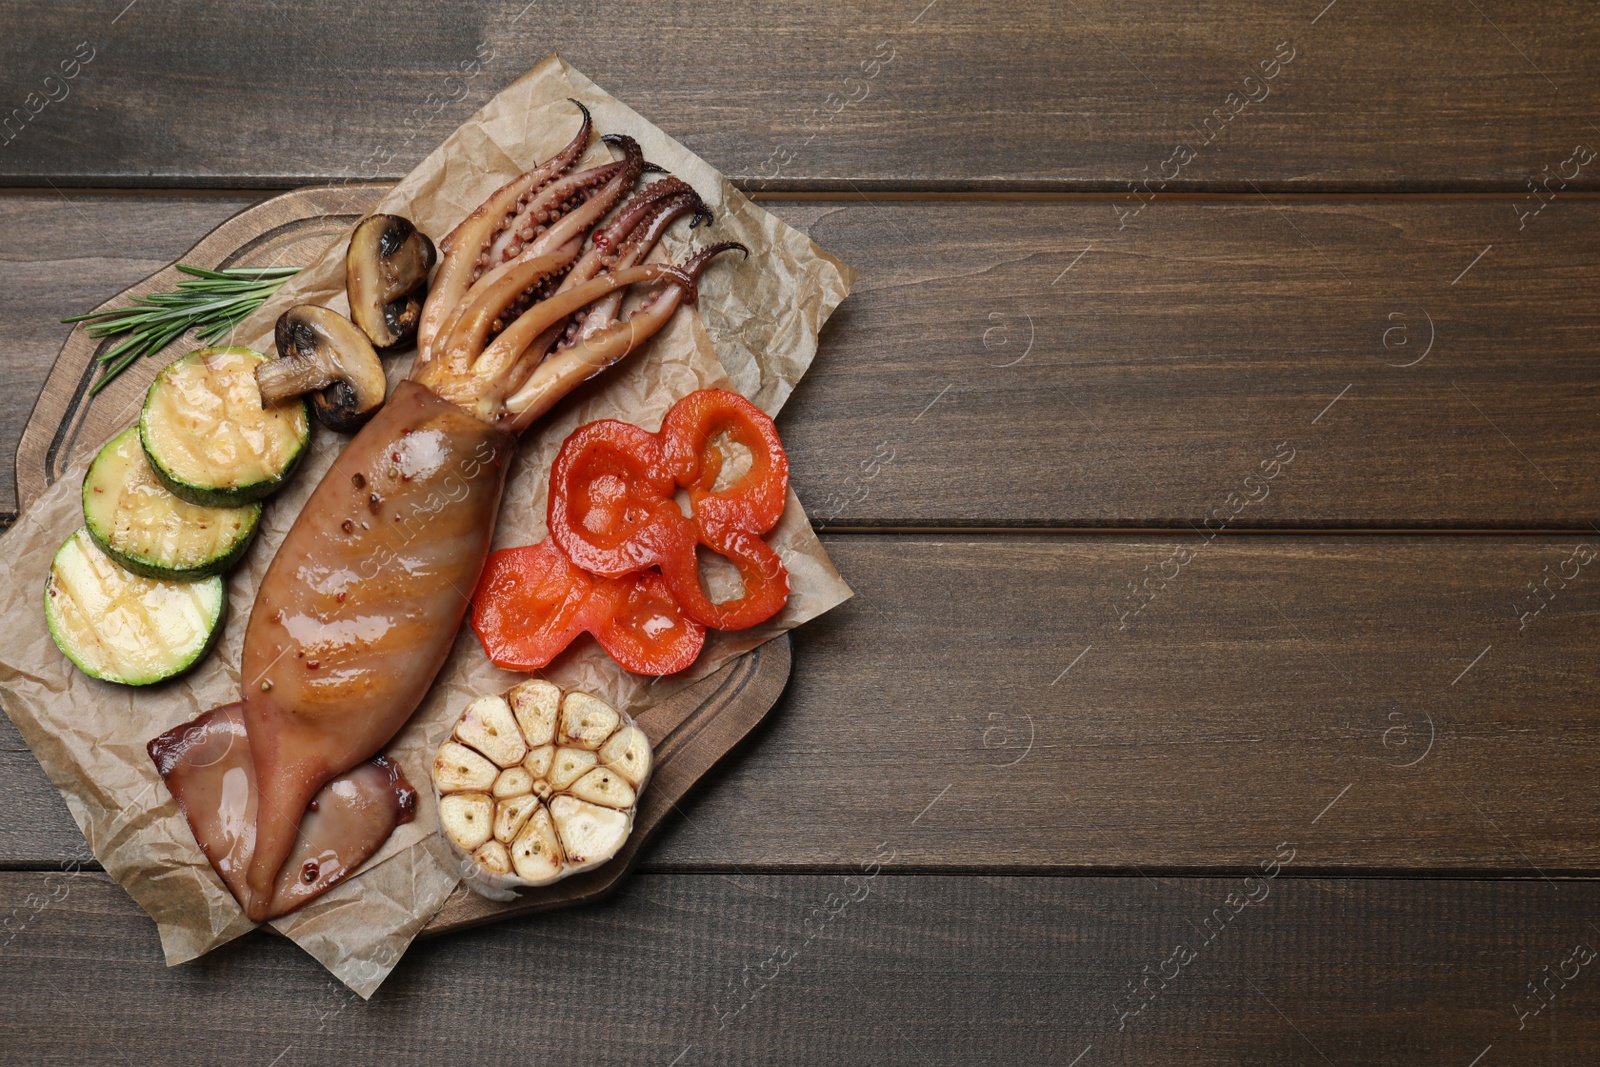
[0,54,853,997]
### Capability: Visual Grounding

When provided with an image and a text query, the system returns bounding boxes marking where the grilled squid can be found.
[150,102,743,921]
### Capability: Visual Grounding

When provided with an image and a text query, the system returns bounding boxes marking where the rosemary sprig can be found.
[63,264,301,395]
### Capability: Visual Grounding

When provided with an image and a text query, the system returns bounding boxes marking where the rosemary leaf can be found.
[66,263,300,396]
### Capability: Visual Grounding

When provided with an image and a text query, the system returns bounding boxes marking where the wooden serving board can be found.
[14,183,794,937]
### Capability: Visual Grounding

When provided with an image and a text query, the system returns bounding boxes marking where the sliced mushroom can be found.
[256,305,388,432]
[347,214,437,351]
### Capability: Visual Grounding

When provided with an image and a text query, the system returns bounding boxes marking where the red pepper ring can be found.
[659,388,789,536]
[546,419,679,576]
[656,524,790,631]
[471,539,705,676]
[471,541,595,671]
[591,569,706,676]
[548,388,792,630]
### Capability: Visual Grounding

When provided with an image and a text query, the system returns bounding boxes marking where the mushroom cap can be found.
[347,214,437,351]
[266,305,388,433]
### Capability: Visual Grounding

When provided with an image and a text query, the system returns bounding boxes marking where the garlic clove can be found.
[549,746,597,790]
[570,767,636,809]
[456,694,527,768]
[492,765,534,799]
[474,839,513,877]
[434,741,499,793]
[440,792,494,851]
[493,793,540,844]
[510,804,565,884]
[550,795,629,869]
[523,744,555,781]
[599,725,651,788]
[560,691,620,749]
[509,679,560,746]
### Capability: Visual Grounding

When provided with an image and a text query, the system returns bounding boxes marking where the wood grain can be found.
[8,191,1600,526]
[5,1,1598,1054]
[782,196,1600,530]
[5,2,1600,192]
[6,536,1599,873]
[2,868,1596,1064]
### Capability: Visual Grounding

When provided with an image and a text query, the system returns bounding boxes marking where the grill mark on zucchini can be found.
[140,347,310,507]
[84,426,261,580]
[45,529,226,686]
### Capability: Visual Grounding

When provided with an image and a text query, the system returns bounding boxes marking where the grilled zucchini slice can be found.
[83,427,261,580]
[140,347,310,507]
[44,528,226,686]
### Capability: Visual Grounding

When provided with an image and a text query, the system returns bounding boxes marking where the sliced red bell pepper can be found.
[659,387,789,535]
[471,538,704,676]
[471,539,594,671]
[546,419,683,577]
[653,523,789,631]
[549,389,791,630]
[590,568,706,676]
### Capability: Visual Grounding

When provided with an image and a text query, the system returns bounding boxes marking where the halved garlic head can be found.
[433,680,652,899]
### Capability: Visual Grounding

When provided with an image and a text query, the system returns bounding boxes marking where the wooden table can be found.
[4,3,1600,1063]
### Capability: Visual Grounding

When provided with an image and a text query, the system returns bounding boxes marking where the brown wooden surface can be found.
[6,536,1597,874]
[7,192,1599,526]
[4,1,1600,193]
[3,870,1598,1065]
[6,0,1600,1060]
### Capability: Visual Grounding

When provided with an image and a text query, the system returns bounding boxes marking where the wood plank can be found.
[782,196,1600,530]
[6,192,1600,526]
[7,537,1600,872]
[4,1,1600,191]
[2,869,1597,1063]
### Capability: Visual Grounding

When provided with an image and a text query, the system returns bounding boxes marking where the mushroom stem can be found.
[256,354,334,406]
[263,305,389,432]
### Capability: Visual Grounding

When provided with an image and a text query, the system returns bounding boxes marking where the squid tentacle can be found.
[485,134,646,266]
[419,100,593,362]
[433,136,651,355]
[417,239,584,394]
[517,180,712,378]
[502,242,748,432]
[559,188,712,353]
